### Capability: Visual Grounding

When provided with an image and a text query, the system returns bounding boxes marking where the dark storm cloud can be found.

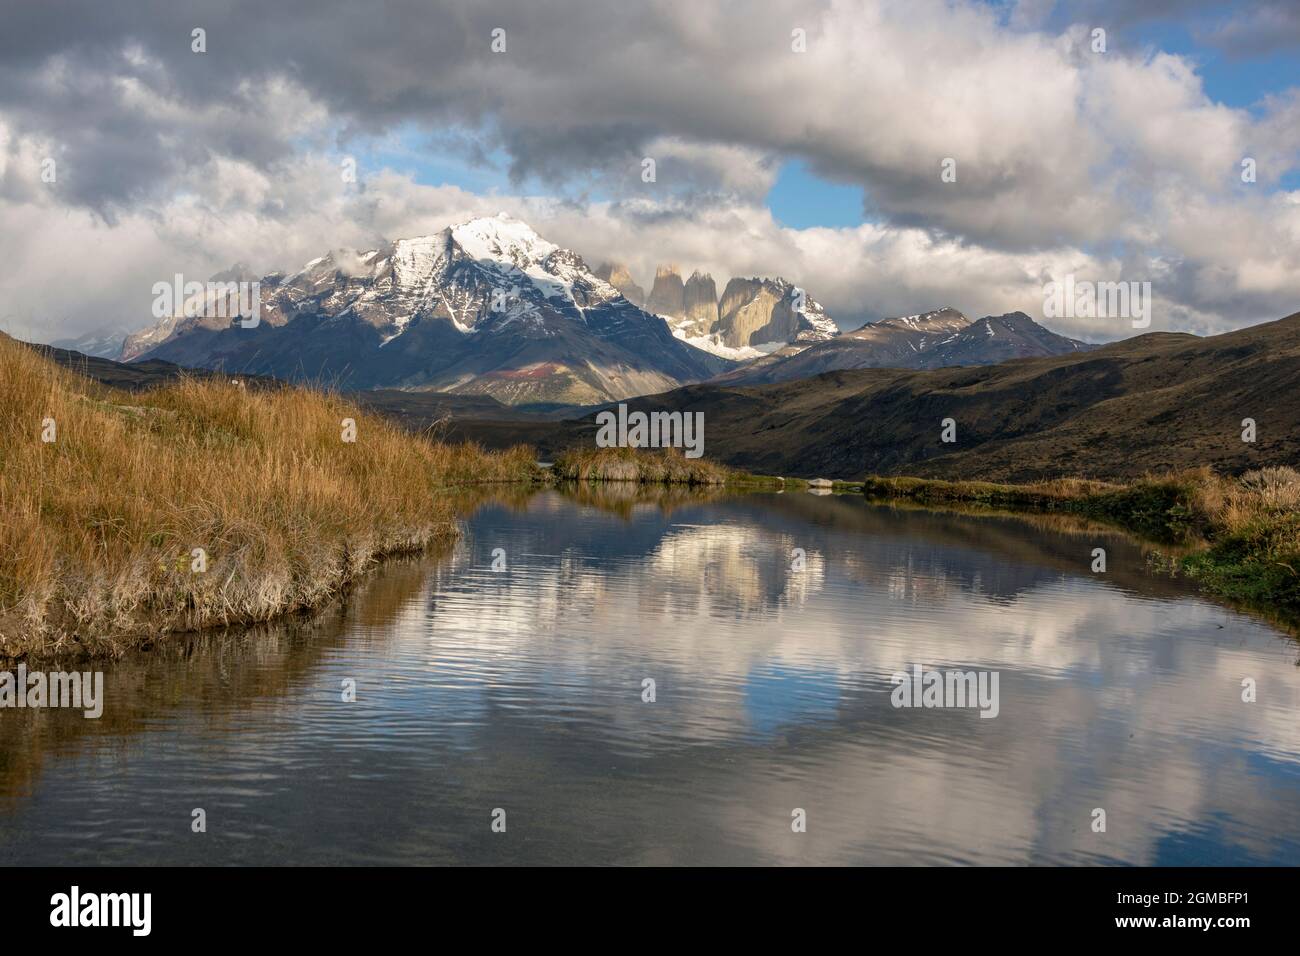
[1036,0,1300,57]
[1040,0,1222,26]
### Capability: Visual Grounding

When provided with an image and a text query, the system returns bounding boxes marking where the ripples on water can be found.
[2,489,1298,865]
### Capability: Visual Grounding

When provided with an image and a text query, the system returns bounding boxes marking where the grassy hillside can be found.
[437,312,1300,482]
[651,314,1300,481]
[0,334,538,659]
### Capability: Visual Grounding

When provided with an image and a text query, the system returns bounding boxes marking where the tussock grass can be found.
[550,445,730,484]
[1181,466,1300,612]
[0,335,538,658]
[863,467,1300,619]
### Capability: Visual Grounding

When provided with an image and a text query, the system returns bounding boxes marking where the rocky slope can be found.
[716,277,834,348]
[681,272,720,338]
[646,265,686,320]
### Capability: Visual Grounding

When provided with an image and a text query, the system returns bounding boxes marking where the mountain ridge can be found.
[120,215,738,405]
[717,307,1092,385]
[88,215,1088,406]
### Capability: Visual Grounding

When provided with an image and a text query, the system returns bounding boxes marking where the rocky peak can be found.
[447,213,558,270]
[593,262,647,307]
[716,276,836,349]
[647,264,686,319]
[681,271,720,338]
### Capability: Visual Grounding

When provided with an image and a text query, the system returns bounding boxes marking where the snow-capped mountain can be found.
[48,326,133,360]
[717,308,1092,386]
[119,216,1086,405]
[122,215,734,405]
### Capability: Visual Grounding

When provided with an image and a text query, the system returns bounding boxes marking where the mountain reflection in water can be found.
[2,489,1298,866]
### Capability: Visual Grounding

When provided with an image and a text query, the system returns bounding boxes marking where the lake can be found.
[2,487,1298,865]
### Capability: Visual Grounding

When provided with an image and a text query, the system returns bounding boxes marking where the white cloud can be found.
[0,0,1297,342]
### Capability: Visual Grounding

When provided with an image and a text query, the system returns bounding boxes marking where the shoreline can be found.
[7,466,1297,660]
[0,334,547,660]
[856,471,1300,633]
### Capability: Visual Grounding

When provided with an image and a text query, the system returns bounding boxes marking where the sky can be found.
[0,0,1297,345]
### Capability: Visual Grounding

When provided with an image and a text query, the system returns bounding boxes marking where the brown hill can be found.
[437,312,1300,482]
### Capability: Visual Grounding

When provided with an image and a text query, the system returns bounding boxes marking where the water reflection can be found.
[2,489,1298,865]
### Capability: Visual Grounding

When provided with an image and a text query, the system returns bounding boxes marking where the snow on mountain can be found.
[47,327,133,360]
[668,327,789,361]
[117,215,1082,406]
[121,214,732,405]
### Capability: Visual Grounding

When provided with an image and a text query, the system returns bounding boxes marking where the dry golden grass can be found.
[0,335,538,658]
[1180,466,1300,606]
[1204,466,1300,524]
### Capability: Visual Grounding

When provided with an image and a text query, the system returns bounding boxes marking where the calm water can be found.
[2,487,1299,866]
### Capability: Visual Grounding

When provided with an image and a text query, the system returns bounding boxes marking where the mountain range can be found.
[720,308,1092,386]
[80,215,1091,406]
[119,215,743,405]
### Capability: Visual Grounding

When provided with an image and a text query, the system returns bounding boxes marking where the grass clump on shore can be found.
[1179,467,1300,612]
[862,468,1300,618]
[0,335,538,659]
[550,445,731,484]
